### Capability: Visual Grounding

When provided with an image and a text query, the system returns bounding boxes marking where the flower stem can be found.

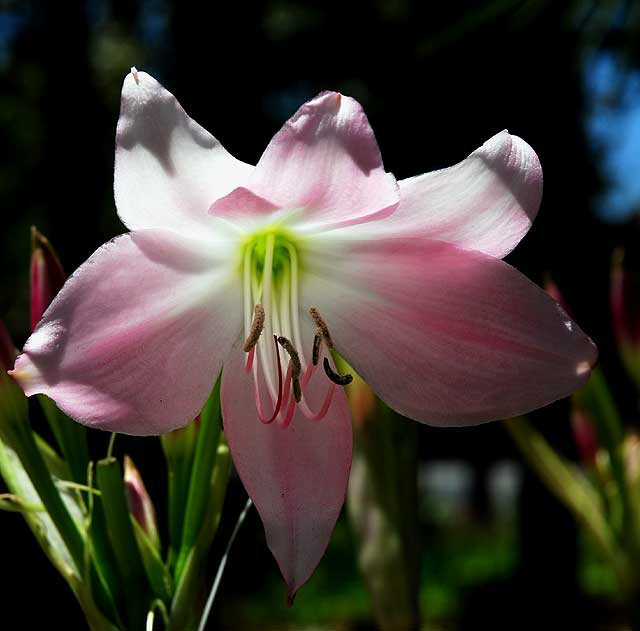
[96,456,152,629]
[174,375,223,582]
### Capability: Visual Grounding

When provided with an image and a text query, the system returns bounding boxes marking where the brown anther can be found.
[323,357,353,386]
[312,332,323,366]
[277,336,302,381]
[309,307,333,349]
[243,304,265,352]
[292,378,302,403]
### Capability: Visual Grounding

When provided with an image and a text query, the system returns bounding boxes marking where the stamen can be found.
[312,332,322,366]
[280,393,297,428]
[309,307,334,348]
[293,379,302,403]
[323,357,353,386]
[245,346,255,374]
[277,336,302,402]
[243,304,265,352]
[254,335,284,424]
[277,336,301,380]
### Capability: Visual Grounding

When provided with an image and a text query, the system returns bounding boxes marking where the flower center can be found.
[239,226,351,427]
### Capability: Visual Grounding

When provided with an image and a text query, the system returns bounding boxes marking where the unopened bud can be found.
[571,404,599,467]
[30,227,66,331]
[124,455,160,549]
[611,249,640,386]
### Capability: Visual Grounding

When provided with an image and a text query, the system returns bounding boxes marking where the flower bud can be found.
[571,404,599,467]
[30,227,66,332]
[611,249,640,386]
[124,455,160,549]
[544,275,574,318]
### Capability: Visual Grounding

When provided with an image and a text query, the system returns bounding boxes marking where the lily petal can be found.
[302,237,597,426]
[382,131,542,258]
[214,91,398,229]
[222,335,352,599]
[12,229,241,434]
[115,70,252,239]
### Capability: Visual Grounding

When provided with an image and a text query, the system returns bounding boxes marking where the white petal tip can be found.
[576,360,592,377]
[130,66,139,83]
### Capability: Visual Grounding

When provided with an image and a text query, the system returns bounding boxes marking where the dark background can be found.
[1,1,640,629]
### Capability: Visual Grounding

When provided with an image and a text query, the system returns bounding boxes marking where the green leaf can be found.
[505,417,633,591]
[132,518,172,603]
[38,394,90,485]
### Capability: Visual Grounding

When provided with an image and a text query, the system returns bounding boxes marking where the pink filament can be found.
[245,347,255,373]
[287,357,336,423]
[280,393,297,428]
[254,336,284,424]
[299,382,335,421]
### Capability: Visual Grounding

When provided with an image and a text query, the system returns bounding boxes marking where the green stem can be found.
[174,376,223,582]
[97,456,151,630]
[169,444,231,631]
[106,433,117,459]
[162,420,199,571]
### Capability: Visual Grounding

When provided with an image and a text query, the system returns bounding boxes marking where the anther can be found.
[292,379,302,403]
[312,332,322,366]
[323,357,353,386]
[277,336,303,402]
[277,336,301,380]
[309,307,333,349]
[243,304,265,352]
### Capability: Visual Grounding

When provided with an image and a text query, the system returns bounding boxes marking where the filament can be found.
[253,336,284,424]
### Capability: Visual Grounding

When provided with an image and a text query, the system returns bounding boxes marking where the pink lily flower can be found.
[11,69,597,599]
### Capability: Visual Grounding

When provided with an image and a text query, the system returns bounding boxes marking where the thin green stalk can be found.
[162,420,199,571]
[197,498,252,631]
[106,433,117,459]
[97,456,151,630]
[174,376,223,581]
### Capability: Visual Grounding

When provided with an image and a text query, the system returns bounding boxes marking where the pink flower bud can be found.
[0,320,16,373]
[611,249,640,385]
[544,276,574,319]
[571,404,599,467]
[124,455,160,549]
[30,227,66,332]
